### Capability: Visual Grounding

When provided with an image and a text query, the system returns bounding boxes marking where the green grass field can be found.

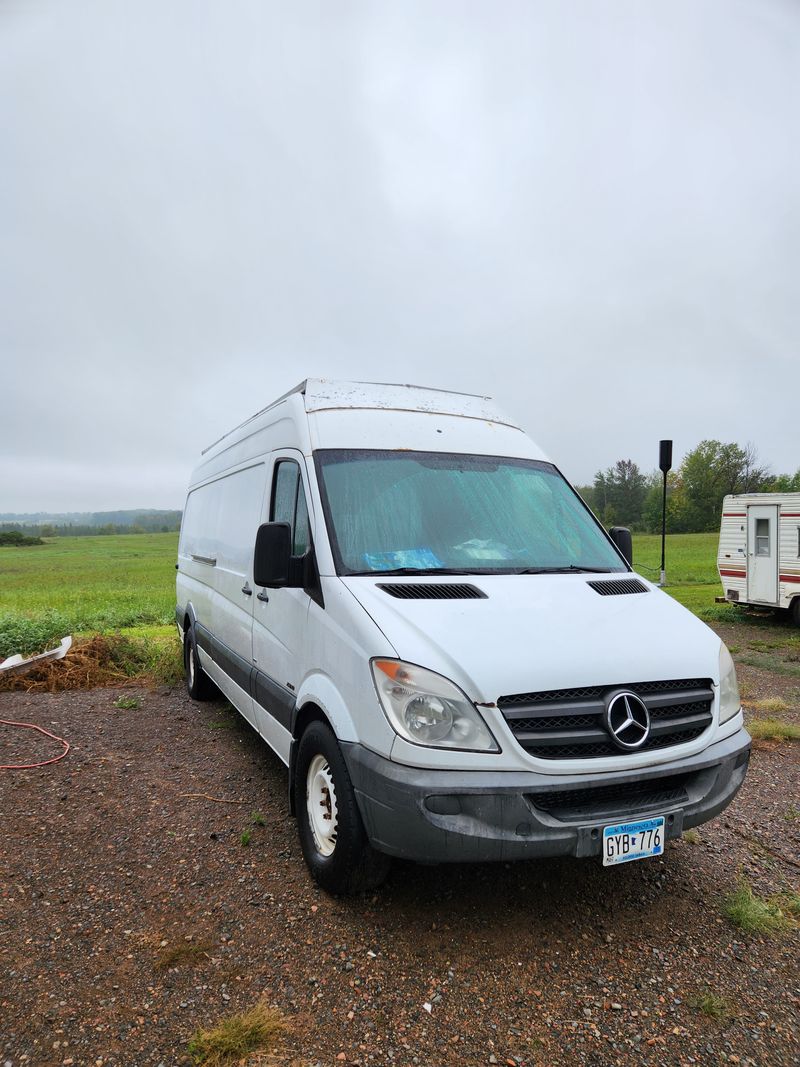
[0,533,179,657]
[633,532,731,616]
[0,530,737,658]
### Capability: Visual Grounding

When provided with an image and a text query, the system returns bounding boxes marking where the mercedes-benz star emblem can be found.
[604,691,651,750]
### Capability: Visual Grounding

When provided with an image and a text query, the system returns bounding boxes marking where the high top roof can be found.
[300,379,518,426]
[202,379,518,455]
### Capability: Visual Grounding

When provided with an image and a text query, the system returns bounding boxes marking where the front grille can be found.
[498,678,714,760]
[528,771,693,820]
[377,583,486,600]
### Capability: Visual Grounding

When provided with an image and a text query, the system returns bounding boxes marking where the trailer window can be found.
[755,518,770,557]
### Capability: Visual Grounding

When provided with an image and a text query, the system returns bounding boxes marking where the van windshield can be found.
[315,450,626,576]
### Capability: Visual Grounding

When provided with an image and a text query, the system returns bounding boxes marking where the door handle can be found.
[257,591,269,603]
[241,583,253,596]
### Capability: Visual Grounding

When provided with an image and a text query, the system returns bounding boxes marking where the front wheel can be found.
[791,597,800,627]
[295,721,390,895]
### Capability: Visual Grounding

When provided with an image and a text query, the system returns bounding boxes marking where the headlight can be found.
[719,643,741,723]
[371,659,500,752]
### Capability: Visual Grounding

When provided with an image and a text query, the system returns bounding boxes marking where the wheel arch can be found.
[288,675,359,815]
[182,602,198,633]
[292,673,359,742]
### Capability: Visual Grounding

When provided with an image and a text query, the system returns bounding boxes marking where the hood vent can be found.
[378,583,487,600]
[587,578,649,596]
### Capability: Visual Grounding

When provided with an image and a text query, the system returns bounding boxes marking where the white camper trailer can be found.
[717,493,800,623]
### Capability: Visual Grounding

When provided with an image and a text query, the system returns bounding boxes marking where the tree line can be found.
[0,521,181,538]
[575,440,800,533]
[0,509,182,538]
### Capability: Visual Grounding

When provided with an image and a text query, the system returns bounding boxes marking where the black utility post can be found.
[659,440,673,587]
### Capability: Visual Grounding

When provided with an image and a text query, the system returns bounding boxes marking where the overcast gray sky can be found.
[2,0,798,512]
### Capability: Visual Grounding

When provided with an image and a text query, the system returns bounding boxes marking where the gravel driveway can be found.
[1,630,798,1066]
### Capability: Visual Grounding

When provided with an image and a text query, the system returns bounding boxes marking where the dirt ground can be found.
[1,618,798,1067]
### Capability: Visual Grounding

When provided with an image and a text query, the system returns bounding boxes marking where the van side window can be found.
[272,462,298,527]
[271,460,310,556]
[294,486,310,555]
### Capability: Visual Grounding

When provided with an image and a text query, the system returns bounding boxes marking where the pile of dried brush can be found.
[0,636,133,693]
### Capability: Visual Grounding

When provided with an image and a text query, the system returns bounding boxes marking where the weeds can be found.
[683,830,700,845]
[0,614,72,660]
[251,812,266,827]
[737,654,800,678]
[240,829,252,847]
[155,939,212,971]
[209,705,237,730]
[722,879,791,935]
[748,718,800,742]
[746,697,791,714]
[109,632,183,686]
[114,695,141,710]
[776,891,800,919]
[187,1002,285,1065]
[785,806,800,823]
[688,990,731,1021]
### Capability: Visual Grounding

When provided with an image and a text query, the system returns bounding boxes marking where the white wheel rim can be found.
[306,754,338,857]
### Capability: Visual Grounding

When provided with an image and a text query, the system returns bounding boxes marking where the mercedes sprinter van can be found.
[176,380,750,893]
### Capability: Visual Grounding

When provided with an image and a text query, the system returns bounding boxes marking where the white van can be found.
[177,380,750,893]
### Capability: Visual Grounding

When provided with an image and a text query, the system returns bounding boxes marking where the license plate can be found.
[602,816,665,866]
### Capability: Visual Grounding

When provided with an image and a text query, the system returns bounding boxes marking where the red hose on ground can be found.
[0,718,70,769]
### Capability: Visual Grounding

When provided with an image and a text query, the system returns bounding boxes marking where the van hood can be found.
[341,574,721,703]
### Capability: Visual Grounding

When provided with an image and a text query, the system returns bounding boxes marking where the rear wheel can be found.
[295,721,390,895]
[184,628,216,701]
[791,598,800,627]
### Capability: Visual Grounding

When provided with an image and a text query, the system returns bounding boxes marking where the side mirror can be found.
[609,526,633,566]
[254,522,292,587]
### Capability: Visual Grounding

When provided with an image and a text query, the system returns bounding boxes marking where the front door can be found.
[251,452,313,762]
[747,505,779,604]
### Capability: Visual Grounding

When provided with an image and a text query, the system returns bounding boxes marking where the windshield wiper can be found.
[348,567,478,577]
[348,565,620,577]
[512,565,616,575]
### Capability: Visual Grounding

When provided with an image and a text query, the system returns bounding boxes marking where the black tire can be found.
[184,628,217,701]
[294,721,391,895]
[791,598,800,627]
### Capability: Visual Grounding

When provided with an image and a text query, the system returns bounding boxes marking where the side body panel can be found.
[294,579,398,756]
[717,499,747,602]
[178,461,269,726]
[779,504,800,610]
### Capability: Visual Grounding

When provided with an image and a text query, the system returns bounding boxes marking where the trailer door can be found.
[747,505,779,604]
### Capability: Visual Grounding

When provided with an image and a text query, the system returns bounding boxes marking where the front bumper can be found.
[342,727,751,863]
